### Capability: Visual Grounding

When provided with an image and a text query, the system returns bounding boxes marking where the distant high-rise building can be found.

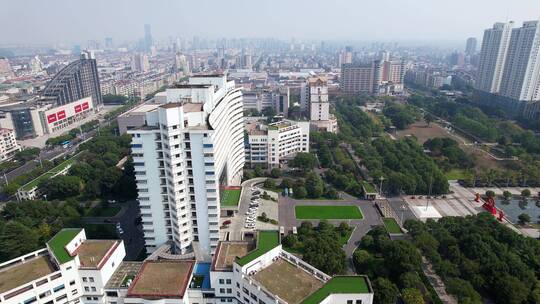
[339,46,353,66]
[29,55,44,74]
[144,24,153,52]
[476,22,514,93]
[340,62,378,94]
[0,57,15,80]
[499,20,540,102]
[449,52,466,67]
[105,37,113,49]
[41,51,103,109]
[174,52,190,74]
[131,53,150,72]
[465,37,477,55]
[302,76,338,133]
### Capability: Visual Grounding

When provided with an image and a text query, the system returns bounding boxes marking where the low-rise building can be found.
[245,119,310,167]
[0,228,125,304]
[0,128,21,161]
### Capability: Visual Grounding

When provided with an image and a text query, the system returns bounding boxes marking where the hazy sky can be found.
[1,0,539,45]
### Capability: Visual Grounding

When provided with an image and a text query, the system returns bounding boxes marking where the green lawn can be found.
[47,228,82,264]
[236,231,279,266]
[84,205,121,217]
[362,181,377,193]
[339,229,353,245]
[302,276,370,304]
[221,189,241,207]
[295,205,363,220]
[445,168,471,181]
[383,218,402,234]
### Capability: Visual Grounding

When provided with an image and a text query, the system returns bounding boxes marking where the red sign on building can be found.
[57,110,66,120]
[47,113,57,123]
[82,102,89,110]
[74,104,82,113]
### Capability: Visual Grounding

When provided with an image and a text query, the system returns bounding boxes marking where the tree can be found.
[282,234,300,249]
[485,190,495,198]
[402,288,425,304]
[0,221,40,261]
[399,272,423,289]
[103,94,128,104]
[518,213,531,225]
[263,179,276,189]
[289,153,317,172]
[302,235,346,275]
[39,175,82,200]
[293,186,307,199]
[270,168,282,178]
[304,172,324,198]
[424,113,436,126]
[503,190,512,200]
[521,189,531,197]
[372,278,399,304]
[279,178,293,189]
[14,147,40,162]
[254,166,264,177]
[445,278,481,304]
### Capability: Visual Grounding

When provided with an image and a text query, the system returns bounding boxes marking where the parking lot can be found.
[221,178,279,241]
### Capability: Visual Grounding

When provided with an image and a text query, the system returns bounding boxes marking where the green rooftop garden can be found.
[21,154,79,191]
[295,205,364,220]
[302,276,370,304]
[220,188,241,207]
[47,228,82,264]
[236,231,279,266]
[383,218,402,234]
[362,181,377,193]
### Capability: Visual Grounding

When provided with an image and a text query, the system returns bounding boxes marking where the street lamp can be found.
[378,176,385,197]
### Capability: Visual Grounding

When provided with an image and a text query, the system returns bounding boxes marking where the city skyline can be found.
[1,0,539,46]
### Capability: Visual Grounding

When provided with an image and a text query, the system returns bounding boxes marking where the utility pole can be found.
[3,172,8,185]
[425,174,433,211]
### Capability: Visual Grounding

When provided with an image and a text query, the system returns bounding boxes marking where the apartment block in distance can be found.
[245,118,310,167]
[0,228,124,304]
[301,76,338,133]
[128,74,244,257]
[0,128,21,161]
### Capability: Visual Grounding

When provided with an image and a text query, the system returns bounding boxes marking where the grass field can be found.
[445,168,472,181]
[383,218,402,234]
[295,205,363,220]
[220,189,241,207]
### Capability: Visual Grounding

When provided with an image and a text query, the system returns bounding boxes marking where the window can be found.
[53,284,65,292]
[24,297,37,304]
[39,291,52,298]
[131,144,142,148]
[83,277,88,282]
[356,301,362,304]
[89,277,94,283]
[91,287,96,292]
[219,279,224,284]
[226,279,231,284]
[85,287,90,292]
[69,280,75,286]
[55,294,67,302]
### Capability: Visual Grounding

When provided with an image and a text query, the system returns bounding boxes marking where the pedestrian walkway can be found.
[421,256,457,304]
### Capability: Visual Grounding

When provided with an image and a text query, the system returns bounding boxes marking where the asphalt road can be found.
[83,200,145,260]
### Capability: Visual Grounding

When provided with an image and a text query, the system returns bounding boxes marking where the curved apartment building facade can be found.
[128,75,244,257]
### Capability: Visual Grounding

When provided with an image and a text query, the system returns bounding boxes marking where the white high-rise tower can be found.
[476,22,514,93]
[499,20,540,102]
[129,75,244,257]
